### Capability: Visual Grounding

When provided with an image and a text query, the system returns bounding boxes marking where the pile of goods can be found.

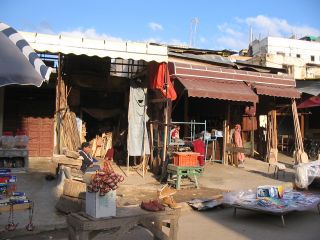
[87,161,124,196]
[0,169,17,198]
[0,131,28,149]
[224,185,320,212]
[0,169,34,231]
[140,184,181,212]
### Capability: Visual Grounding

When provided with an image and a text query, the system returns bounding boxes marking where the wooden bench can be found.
[167,164,204,190]
[67,206,180,240]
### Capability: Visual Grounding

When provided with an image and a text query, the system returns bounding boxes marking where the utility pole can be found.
[189,17,199,48]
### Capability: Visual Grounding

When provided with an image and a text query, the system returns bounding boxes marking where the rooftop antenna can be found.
[189,17,199,48]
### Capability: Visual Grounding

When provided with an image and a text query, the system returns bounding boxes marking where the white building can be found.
[248,36,320,79]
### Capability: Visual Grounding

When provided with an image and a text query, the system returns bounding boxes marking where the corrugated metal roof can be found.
[175,76,258,102]
[19,31,168,62]
[254,84,301,98]
[296,80,320,96]
[169,62,296,87]
[169,52,234,66]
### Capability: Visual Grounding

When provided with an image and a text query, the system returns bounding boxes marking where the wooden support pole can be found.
[250,116,254,157]
[150,123,154,170]
[223,120,227,165]
[223,104,231,165]
[300,114,305,140]
[55,53,62,154]
[161,66,170,177]
[183,93,189,136]
[161,100,169,176]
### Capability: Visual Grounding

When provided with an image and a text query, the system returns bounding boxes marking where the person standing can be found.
[233,124,245,167]
[192,134,205,166]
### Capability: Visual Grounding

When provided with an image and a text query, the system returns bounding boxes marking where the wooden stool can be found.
[167,164,204,190]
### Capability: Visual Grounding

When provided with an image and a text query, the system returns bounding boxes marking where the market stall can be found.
[0,169,34,231]
[223,186,320,227]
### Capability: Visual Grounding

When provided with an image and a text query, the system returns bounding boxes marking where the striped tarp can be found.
[0,22,52,87]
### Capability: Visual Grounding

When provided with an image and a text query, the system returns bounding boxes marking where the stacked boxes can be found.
[257,185,284,199]
[0,169,29,206]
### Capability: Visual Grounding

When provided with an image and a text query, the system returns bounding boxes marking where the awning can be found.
[169,61,300,100]
[169,62,296,87]
[0,23,53,87]
[175,76,258,102]
[20,31,168,63]
[254,84,301,98]
[297,96,320,108]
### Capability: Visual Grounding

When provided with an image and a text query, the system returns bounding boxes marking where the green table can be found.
[167,164,204,190]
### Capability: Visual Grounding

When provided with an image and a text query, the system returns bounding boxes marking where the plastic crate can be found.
[173,152,199,166]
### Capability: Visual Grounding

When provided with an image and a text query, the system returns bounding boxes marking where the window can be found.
[283,65,294,75]
[311,55,315,61]
[296,54,300,58]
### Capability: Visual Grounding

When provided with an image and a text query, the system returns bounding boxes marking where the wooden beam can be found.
[55,53,62,154]
[183,93,189,136]
[250,116,254,157]
[149,98,168,103]
[300,114,305,140]
[276,112,311,116]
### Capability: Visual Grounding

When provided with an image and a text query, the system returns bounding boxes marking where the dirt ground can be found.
[1,154,320,240]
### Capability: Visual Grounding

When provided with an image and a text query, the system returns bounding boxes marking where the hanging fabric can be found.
[127,78,150,156]
[149,62,177,100]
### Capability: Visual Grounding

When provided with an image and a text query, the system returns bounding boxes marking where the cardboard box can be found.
[257,185,283,199]
[85,190,116,218]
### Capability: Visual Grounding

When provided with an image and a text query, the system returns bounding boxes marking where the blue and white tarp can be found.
[0,22,52,87]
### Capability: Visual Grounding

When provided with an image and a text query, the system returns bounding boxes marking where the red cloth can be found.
[192,139,205,166]
[104,148,114,160]
[149,62,177,100]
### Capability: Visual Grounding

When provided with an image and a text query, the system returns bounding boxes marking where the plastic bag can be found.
[295,160,320,189]
[2,132,15,149]
[15,132,28,148]
[223,189,256,205]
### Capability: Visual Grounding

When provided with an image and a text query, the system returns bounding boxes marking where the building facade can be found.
[249,36,320,80]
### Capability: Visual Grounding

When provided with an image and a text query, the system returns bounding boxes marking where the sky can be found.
[1,0,320,51]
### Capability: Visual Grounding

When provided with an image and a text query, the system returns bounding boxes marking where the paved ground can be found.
[1,153,320,240]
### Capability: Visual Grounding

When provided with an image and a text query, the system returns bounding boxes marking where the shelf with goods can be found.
[0,169,34,231]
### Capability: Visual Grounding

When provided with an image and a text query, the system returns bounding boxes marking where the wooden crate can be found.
[173,152,199,166]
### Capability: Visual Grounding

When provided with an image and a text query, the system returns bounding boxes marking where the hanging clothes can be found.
[149,62,177,100]
[127,79,150,156]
